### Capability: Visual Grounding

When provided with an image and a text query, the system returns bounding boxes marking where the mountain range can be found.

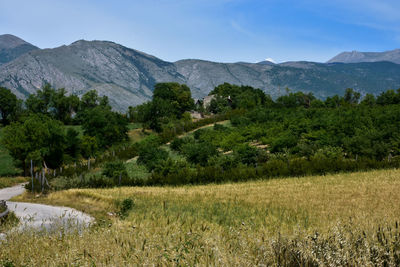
[1,34,400,111]
[327,49,400,64]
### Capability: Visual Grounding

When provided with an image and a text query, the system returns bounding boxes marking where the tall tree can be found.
[81,106,128,148]
[1,114,66,174]
[0,87,18,125]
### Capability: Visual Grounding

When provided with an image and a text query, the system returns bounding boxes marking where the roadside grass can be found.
[5,168,400,265]
[0,177,27,189]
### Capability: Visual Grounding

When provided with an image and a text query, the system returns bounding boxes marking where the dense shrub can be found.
[181,142,218,166]
[234,144,260,166]
[102,161,128,185]
[137,145,169,171]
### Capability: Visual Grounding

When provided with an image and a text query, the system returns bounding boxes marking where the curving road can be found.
[0,184,93,233]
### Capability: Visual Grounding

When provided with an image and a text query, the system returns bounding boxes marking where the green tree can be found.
[64,128,81,161]
[360,93,376,106]
[153,82,195,117]
[1,114,66,174]
[137,144,169,171]
[343,88,361,105]
[376,89,399,105]
[25,83,55,114]
[80,135,98,158]
[102,161,128,184]
[234,144,259,166]
[80,90,100,109]
[51,88,80,124]
[81,106,128,148]
[0,87,19,125]
[181,141,218,166]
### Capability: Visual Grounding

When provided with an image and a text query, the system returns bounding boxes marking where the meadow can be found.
[3,168,400,266]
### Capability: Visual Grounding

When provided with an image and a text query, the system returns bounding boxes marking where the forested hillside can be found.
[1,82,400,189]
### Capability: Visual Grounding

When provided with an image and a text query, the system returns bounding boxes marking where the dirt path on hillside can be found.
[174,120,230,140]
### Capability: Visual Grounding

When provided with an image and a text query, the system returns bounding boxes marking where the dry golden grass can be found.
[4,169,400,266]
[0,177,28,189]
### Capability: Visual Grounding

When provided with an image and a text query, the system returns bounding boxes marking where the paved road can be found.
[0,184,93,232]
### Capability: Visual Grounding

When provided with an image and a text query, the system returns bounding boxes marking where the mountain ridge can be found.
[328,49,400,64]
[0,34,39,65]
[2,35,400,111]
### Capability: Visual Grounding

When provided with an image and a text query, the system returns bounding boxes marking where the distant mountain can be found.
[1,36,400,111]
[0,40,186,109]
[0,34,38,65]
[328,49,400,64]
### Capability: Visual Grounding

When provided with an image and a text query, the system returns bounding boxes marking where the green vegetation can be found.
[125,160,149,180]
[1,82,400,190]
[0,87,21,125]
[125,84,400,186]
[127,82,195,131]
[0,85,129,182]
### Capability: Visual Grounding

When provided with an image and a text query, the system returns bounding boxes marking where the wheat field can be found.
[3,169,400,266]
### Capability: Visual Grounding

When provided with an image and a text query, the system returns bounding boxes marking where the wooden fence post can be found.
[42,169,45,193]
[30,160,34,192]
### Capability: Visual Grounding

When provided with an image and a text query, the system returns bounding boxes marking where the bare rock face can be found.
[1,36,400,111]
[0,34,38,65]
[328,49,400,64]
[0,40,186,111]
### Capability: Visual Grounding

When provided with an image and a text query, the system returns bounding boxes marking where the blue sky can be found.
[1,0,400,63]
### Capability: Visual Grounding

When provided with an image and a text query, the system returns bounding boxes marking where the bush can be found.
[181,141,218,166]
[137,145,169,171]
[102,161,128,185]
[170,137,194,152]
[234,144,259,166]
[118,198,134,218]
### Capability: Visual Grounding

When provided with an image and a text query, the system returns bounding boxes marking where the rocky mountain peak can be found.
[0,34,39,64]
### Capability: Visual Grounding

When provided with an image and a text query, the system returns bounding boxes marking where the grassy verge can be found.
[0,177,28,189]
[5,169,400,265]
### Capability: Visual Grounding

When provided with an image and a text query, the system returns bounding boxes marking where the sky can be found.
[1,0,400,63]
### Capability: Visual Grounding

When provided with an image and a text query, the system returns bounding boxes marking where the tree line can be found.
[0,85,127,175]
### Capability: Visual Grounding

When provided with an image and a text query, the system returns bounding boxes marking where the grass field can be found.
[4,168,400,265]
